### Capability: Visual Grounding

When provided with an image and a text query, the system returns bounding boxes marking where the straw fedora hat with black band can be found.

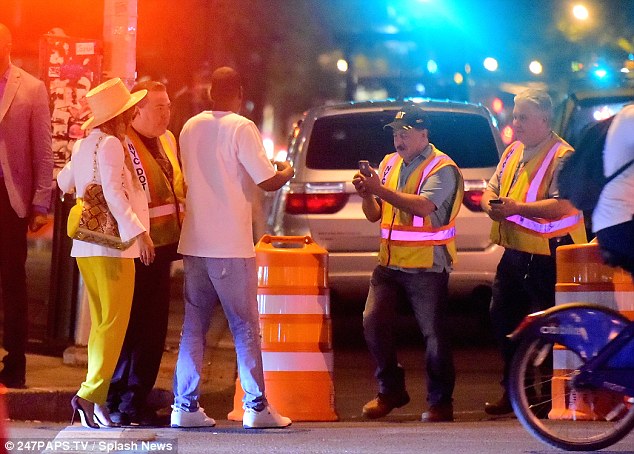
[81,78,147,130]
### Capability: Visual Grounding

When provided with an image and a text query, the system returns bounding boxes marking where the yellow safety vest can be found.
[491,136,587,255]
[378,146,464,269]
[125,128,186,247]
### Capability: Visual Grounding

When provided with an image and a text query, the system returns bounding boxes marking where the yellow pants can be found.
[76,257,135,404]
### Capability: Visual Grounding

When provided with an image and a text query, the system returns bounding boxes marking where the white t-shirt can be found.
[177,110,276,258]
[592,104,634,232]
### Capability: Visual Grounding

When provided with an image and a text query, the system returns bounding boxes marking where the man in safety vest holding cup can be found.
[353,104,464,423]
[481,89,587,416]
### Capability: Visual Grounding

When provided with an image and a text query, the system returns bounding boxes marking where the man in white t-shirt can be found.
[171,67,294,429]
[593,104,634,274]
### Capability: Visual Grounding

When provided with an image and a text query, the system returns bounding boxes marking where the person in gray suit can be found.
[0,23,53,388]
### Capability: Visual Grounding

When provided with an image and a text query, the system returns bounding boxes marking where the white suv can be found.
[267,100,504,304]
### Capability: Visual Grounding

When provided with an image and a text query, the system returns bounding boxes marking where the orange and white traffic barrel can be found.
[228,235,338,421]
[550,242,634,420]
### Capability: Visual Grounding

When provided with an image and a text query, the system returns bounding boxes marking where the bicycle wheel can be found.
[509,334,634,451]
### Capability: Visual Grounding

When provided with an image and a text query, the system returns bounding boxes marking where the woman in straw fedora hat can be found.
[57,78,155,429]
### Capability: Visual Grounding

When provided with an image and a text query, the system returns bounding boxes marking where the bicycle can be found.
[508,302,634,451]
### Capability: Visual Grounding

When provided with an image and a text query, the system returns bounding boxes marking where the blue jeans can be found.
[363,265,454,406]
[173,256,266,411]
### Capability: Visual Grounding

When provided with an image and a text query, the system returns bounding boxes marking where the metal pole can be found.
[103,0,137,87]
[66,0,139,356]
[47,191,79,351]
[344,45,357,102]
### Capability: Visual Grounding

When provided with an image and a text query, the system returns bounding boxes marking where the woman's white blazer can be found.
[57,129,149,258]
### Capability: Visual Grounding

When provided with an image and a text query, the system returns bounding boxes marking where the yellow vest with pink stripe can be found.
[491,136,587,255]
[378,146,464,269]
[125,128,185,247]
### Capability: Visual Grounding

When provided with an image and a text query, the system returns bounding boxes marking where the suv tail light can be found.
[501,125,514,145]
[285,182,349,214]
[462,179,488,212]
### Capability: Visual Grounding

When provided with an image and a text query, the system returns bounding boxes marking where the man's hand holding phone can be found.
[353,160,377,198]
[358,160,372,177]
[487,196,517,222]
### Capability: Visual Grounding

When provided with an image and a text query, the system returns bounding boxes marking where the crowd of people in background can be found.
[0,19,632,430]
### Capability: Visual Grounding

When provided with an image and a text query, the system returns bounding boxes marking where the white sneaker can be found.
[170,406,216,428]
[243,405,292,429]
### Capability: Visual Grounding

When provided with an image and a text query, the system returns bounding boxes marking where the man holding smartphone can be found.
[480,89,587,415]
[359,160,372,177]
[352,105,463,423]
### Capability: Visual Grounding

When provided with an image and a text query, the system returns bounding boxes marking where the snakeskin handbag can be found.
[67,135,135,250]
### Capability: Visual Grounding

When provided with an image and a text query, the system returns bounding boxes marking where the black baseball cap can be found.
[384,105,430,130]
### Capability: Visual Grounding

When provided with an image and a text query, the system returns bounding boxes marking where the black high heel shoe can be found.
[70,395,99,429]
[93,404,121,428]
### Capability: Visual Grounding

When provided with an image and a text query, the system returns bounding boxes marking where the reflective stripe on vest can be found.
[381,225,456,242]
[504,142,581,235]
[412,155,444,227]
[526,143,560,202]
[505,212,583,235]
[149,202,186,219]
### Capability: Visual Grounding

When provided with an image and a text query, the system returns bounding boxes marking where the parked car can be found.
[554,87,634,147]
[267,100,504,306]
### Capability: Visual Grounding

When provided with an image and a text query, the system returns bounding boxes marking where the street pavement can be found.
[4,292,501,423]
[6,413,634,453]
[1,283,233,424]
[6,226,634,452]
[6,300,634,453]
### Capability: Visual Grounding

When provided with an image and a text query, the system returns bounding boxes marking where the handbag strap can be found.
[89,134,126,193]
[91,134,105,183]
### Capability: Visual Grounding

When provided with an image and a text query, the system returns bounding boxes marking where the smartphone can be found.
[359,160,372,177]
[489,198,503,205]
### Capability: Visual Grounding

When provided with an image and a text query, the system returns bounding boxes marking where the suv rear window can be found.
[563,99,633,147]
[305,110,499,170]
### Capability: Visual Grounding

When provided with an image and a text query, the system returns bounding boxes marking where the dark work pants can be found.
[490,236,572,391]
[363,265,454,406]
[107,243,176,415]
[0,179,28,378]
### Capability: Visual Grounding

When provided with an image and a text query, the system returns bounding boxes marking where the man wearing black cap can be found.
[352,104,464,422]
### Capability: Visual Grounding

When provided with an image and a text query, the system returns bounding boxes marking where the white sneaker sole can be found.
[171,423,216,428]
[243,422,292,429]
